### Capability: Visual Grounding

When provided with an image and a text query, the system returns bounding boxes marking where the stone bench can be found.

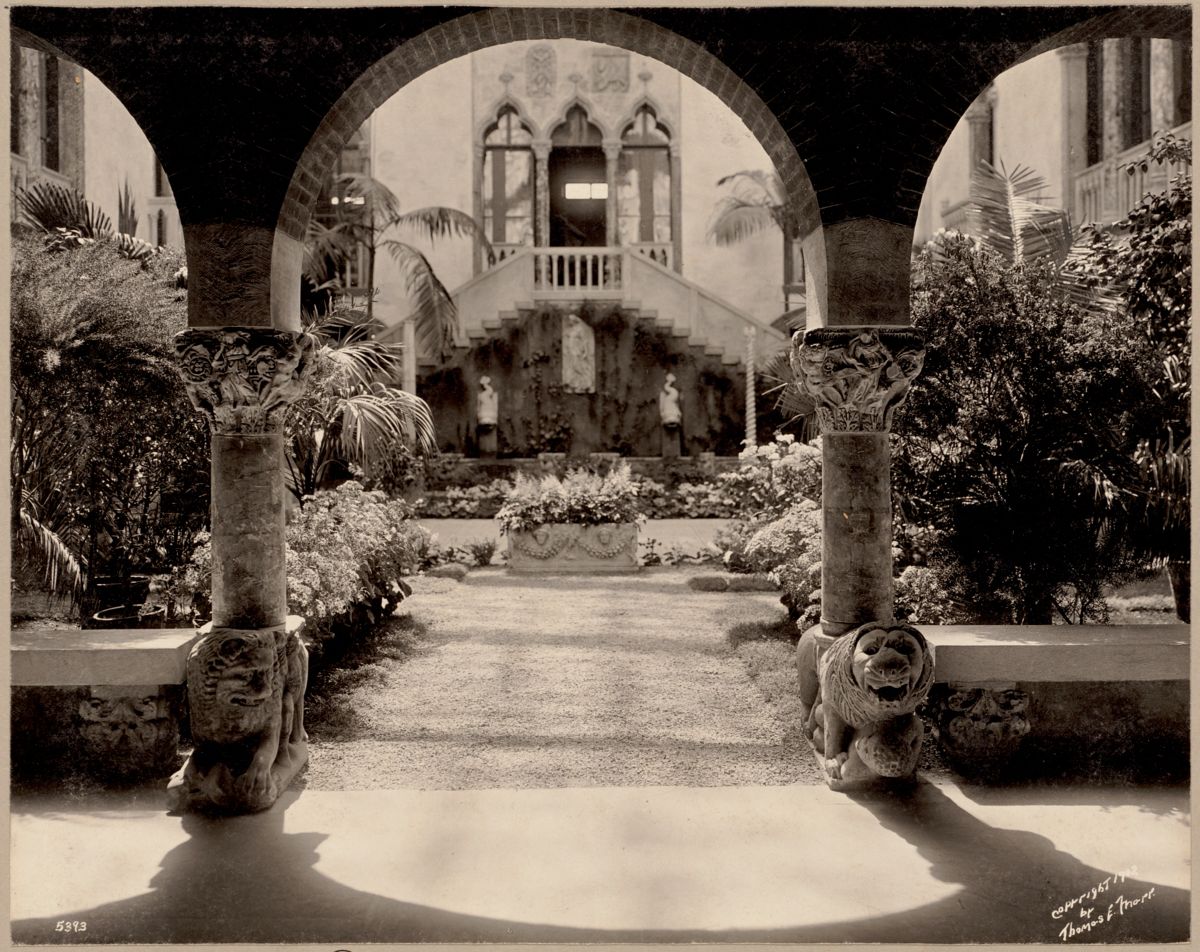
[919,625,1189,772]
[11,626,200,780]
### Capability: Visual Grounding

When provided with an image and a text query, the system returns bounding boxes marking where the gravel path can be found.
[302,567,822,790]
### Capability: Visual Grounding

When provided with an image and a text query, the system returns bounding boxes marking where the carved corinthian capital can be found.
[791,327,925,433]
[174,327,314,434]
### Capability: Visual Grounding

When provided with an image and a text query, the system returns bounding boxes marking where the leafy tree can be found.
[1065,133,1192,618]
[894,232,1160,624]
[10,231,207,600]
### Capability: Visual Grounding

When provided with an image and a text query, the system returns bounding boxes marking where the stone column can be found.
[790,326,930,790]
[743,327,757,453]
[669,143,683,272]
[792,326,924,635]
[1102,38,1124,159]
[401,318,417,394]
[472,143,486,276]
[166,327,315,814]
[603,140,621,247]
[532,139,551,250]
[1057,44,1090,224]
[1149,39,1176,136]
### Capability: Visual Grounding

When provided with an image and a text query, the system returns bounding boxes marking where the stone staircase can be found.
[417,247,788,372]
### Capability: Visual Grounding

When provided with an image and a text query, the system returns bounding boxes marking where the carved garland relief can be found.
[174,328,315,434]
[791,327,925,433]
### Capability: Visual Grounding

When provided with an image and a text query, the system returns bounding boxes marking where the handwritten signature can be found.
[1051,866,1156,941]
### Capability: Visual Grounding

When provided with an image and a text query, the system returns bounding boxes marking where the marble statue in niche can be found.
[659,372,682,457]
[562,313,596,394]
[477,376,499,457]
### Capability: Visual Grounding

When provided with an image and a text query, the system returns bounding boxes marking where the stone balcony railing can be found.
[1074,121,1191,225]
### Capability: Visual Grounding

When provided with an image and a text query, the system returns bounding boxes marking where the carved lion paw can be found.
[825,752,848,780]
[238,756,276,801]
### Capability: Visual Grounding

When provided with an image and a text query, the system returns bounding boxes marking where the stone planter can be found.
[508,523,639,574]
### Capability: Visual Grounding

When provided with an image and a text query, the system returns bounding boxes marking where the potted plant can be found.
[496,464,643,574]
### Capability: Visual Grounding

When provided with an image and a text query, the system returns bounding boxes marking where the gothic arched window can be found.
[482,105,534,246]
[618,105,671,245]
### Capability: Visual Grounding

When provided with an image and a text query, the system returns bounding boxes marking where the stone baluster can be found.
[166,326,315,814]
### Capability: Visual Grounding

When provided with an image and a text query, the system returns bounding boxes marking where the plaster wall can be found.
[82,69,181,245]
[369,55,475,332]
[914,52,1063,244]
[678,79,783,324]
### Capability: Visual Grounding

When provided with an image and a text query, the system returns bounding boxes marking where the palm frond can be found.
[968,160,1073,267]
[329,383,437,467]
[16,182,113,238]
[16,509,85,597]
[707,201,779,246]
[334,170,403,224]
[394,205,495,261]
[382,239,458,360]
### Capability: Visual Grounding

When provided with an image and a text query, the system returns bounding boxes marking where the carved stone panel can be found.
[797,622,935,788]
[791,327,925,433]
[166,618,309,814]
[526,45,556,97]
[77,685,181,779]
[927,683,1031,773]
[174,327,315,434]
[561,313,596,394]
[591,50,630,92]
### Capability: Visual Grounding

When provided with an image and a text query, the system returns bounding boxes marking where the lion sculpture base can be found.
[166,618,309,814]
[796,621,934,789]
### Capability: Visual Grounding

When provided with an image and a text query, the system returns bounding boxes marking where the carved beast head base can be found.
[166,619,309,815]
[796,621,935,789]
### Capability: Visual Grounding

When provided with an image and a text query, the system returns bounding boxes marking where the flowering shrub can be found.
[174,482,426,642]
[496,463,644,534]
[893,565,962,625]
[719,435,822,520]
[743,500,823,628]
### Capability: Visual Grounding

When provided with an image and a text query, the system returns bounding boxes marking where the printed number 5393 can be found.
[55,921,87,933]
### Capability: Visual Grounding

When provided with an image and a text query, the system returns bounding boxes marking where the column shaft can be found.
[210,433,288,629]
[820,433,892,634]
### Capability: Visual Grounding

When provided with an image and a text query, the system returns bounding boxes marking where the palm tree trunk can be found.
[1167,561,1190,622]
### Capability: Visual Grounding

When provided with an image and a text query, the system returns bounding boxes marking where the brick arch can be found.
[276,8,820,246]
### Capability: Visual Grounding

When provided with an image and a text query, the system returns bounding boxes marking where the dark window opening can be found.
[154,156,170,197]
[1174,42,1192,128]
[1086,41,1103,165]
[42,53,59,172]
[10,42,21,156]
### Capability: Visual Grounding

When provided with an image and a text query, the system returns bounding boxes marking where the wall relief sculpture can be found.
[175,327,315,434]
[791,327,925,433]
[926,683,1031,772]
[591,50,630,92]
[166,619,308,814]
[797,621,935,786]
[77,686,180,779]
[526,45,556,97]
[561,312,596,393]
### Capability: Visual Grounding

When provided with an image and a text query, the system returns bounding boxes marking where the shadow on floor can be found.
[11,782,1188,944]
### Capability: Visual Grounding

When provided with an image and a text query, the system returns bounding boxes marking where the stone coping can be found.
[11,627,201,687]
[921,625,1189,684]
